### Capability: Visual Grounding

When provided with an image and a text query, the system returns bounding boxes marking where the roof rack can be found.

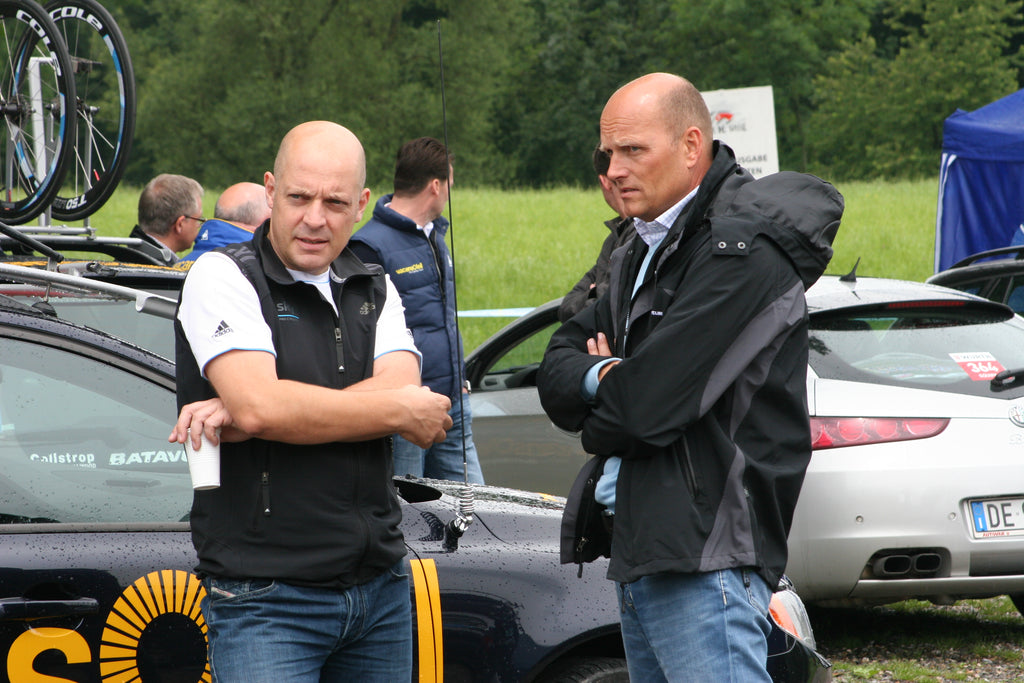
[0,222,174,266]
[0,262,177,320]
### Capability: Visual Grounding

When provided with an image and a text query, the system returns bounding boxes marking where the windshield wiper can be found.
[991,368,1024,392]
[0,512,60,524]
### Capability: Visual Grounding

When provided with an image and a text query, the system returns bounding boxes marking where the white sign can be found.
[701,85,779,178]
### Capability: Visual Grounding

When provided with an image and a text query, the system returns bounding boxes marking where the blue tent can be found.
[934,89,1024,272]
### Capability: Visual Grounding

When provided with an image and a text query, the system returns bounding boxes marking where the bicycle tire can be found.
[46,0,135,221]
[0,0,76,225]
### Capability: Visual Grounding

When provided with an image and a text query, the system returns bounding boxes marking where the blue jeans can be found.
[393,392,484,484]
[202,562,412,683]
[615,568,773,683]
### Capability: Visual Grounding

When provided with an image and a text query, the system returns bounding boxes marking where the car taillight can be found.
[769,587,816,649]
[810,417,949,449]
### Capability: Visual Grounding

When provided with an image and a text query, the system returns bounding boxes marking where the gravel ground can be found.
[809,601,1024,682]
[822,646,1024,682]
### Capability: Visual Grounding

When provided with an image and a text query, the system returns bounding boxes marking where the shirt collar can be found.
[632,186,699,247]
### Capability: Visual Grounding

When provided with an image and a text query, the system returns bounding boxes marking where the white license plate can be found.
[970,498,1024,538]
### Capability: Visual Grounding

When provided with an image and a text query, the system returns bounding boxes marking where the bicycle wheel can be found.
[46,0,135,221]
[0,0,76,225]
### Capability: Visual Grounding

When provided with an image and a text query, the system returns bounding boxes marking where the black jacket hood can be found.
[708,169,843,289]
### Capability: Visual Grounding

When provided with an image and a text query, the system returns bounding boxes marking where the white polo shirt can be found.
[178,251,420,377]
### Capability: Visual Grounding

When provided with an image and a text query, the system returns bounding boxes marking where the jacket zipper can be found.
[260,470,271,516]
[334,326,345,374]
[428,232,446,307]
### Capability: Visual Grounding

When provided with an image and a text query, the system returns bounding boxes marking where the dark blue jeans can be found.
[202,561,412,682]
[616,567,773,682]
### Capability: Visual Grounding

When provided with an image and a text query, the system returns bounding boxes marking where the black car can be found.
[926,245,1024,313]
[0,267,832,681]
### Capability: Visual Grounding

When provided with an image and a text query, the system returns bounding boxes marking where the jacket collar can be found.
[372,194,450,238]
[669,142,740,241]
[652,142,744,268]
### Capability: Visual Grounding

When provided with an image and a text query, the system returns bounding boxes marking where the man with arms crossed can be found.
[170,121,452,682]
[538,73,843,681]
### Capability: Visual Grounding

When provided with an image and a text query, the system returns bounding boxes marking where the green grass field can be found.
[75,176,941,351]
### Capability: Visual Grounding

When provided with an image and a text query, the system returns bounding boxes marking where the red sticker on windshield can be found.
[949,352,1005,381]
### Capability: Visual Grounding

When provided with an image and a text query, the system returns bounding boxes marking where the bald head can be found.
[215,182,271,228]
[599,72,714,221]
[264,121,371,274]
[273,121,366,188]
[610,73,713,155]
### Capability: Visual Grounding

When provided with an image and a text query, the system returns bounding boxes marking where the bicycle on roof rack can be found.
[0,0,133,227]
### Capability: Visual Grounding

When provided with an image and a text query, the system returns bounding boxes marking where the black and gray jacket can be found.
[175,222,405,589]
[537,143,843,587]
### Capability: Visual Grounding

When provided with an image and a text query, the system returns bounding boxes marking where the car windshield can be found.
[0,285,175,359]
[809,301,1024,398]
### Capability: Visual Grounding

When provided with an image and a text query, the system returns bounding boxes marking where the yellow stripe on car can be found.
[410,558,444,682]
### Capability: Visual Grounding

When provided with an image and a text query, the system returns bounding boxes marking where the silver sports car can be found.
[466,275,1024,612]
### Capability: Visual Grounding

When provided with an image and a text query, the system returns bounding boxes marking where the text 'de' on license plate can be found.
[970,498,1024,538]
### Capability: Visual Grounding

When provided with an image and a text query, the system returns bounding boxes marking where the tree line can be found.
[107,0,1023,191]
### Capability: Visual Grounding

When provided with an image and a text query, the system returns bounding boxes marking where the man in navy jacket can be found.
[350,137,484,484]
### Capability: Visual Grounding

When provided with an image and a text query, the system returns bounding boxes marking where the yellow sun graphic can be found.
[98,569,210,682]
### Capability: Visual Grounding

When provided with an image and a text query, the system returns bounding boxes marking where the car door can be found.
[0,317,207,681]
[466,301,588,496]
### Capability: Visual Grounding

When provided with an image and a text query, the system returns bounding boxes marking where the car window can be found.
[985,275,1010,306]
[0,336,188,524]
[1006,277,1024,313]
[0,287,176,358]
[809,303,1024,398]
[476,321,560,391]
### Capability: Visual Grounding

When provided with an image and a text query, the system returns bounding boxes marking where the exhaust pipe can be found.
[911,552,942,575]
[872,554,911,577]
[870,551,945,579]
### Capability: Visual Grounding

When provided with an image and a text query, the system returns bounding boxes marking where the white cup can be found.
[185,428,220,490]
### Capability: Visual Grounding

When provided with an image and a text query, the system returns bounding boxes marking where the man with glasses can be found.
[558,146,634,323]
[130,173,205,265]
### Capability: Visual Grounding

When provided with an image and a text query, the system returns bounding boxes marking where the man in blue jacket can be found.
[350,137,484,484]
[180,182,271,263]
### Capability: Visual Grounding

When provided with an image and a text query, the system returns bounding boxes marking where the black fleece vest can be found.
[175,226,404,589]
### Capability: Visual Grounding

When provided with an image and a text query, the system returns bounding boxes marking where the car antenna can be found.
[436,20,474,553]
[839,257,860,283]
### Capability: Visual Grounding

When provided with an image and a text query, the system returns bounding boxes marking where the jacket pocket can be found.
[676,436,700,499]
